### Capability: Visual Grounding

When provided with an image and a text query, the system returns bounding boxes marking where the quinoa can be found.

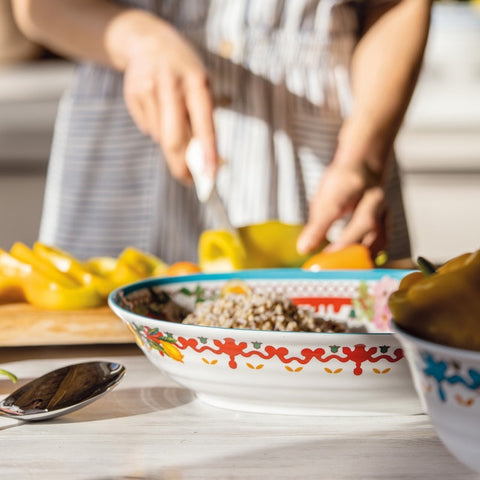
[182,291,347,333]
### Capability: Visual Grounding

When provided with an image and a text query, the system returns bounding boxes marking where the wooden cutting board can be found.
[0,303,134,346]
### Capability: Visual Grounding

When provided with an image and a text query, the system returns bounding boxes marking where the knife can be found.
[186,139,237,233]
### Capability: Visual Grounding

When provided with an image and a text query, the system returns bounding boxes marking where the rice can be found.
[182,291,347,332]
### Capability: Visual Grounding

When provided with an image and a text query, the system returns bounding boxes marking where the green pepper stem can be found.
[0,368,17,382]
[417,256,437,276]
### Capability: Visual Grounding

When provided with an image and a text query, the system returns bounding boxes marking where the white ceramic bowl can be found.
[109,269,420,416]
[392,322,480,473]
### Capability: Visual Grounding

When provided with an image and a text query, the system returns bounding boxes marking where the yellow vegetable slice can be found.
[198,230,247,272]
[22,271,103,310]
[198,220,324,271]
[220,279,252,297]
[238,221,316,268]
[33,242,93,285]
[0,249,29,303]
[10,242,79,288]
[1,243,168,308]
[85,256,118,277]
[110,247,168,286]
[5,244,103,309]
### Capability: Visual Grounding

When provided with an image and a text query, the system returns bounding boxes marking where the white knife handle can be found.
[185,138,214,202]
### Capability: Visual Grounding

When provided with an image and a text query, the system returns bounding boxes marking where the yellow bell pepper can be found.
[33,242,93,284]
[198,220,321,272]
[109,246,168,286]
[10,242,79,288]
[0,242,169,309]
[198,230,247,272]
[8,242,104,310]
[21,271,104,310]
[85,256,118,277]
[33,243,116,299]
[0,248,30,303]
[239,221,322,268]
[388,250,480,351]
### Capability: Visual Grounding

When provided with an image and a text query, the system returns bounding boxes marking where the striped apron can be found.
[39,0,411,263]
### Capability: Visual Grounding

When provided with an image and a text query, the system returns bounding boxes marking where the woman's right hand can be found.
[12,2,218,183]
[119,14,218,183]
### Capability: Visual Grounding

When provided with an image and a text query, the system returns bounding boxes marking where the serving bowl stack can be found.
[109,268,421,416]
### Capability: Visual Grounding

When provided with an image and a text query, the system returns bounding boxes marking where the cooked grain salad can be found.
[182,291,347,333]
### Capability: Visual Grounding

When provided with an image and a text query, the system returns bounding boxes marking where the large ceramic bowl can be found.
[392,322,480,473]
[109,269,420,416]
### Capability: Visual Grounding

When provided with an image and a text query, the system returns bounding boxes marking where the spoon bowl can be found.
[0,361,125,421]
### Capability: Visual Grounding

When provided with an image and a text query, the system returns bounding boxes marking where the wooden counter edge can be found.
[0,303,135,346]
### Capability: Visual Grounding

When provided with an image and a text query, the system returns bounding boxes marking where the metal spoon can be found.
[0,361,125,421]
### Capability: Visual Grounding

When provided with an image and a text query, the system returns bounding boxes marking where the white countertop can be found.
[0,344,478,480]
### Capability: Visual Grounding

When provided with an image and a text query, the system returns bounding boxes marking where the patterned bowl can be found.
[391,322,480,472]
[109,269,420,416]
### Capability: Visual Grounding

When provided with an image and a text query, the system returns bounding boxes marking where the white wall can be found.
[0,60,73,249]
[395,3,480,264]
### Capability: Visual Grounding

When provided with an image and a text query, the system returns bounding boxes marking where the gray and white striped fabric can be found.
[39,0,411,263]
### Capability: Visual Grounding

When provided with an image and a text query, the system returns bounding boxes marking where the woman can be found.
[13,0,432,263]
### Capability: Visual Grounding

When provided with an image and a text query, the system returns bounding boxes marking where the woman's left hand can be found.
[296,122,389,257]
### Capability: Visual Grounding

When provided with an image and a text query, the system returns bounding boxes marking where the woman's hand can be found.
[296,158,388,257]
[297,0,431,257]
[297,116,389,257]
[120,16,218,183]
[12,2,219,183]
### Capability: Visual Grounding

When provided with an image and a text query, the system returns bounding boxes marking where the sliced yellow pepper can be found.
[121,246,168,276]
[198,230,247,272]
[0,248,30,303]
[33,243,116,299]
[239,221,319,268]
[0,247,31,279]
[198,220,320,272]
[0,243,168,309]
[85,256,118,277]
[33,242,93,285]
[21,271,104,310]
[10,242,79,289]
[8,242,104,309]
[109,247,168,286]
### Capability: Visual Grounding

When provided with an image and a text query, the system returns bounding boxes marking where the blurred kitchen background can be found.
[0,0,479,265]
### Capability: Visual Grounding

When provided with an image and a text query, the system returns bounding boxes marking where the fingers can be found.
[297,166,358,255]
[184,72,218,179]
[124,69,217,184]
[296,163,387,256]
[333,186,386,250]
[158,72,192,183]
[123,69,152,137]
[297,200,343,255]
[122,25,218,185]
[141,81,161,142]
